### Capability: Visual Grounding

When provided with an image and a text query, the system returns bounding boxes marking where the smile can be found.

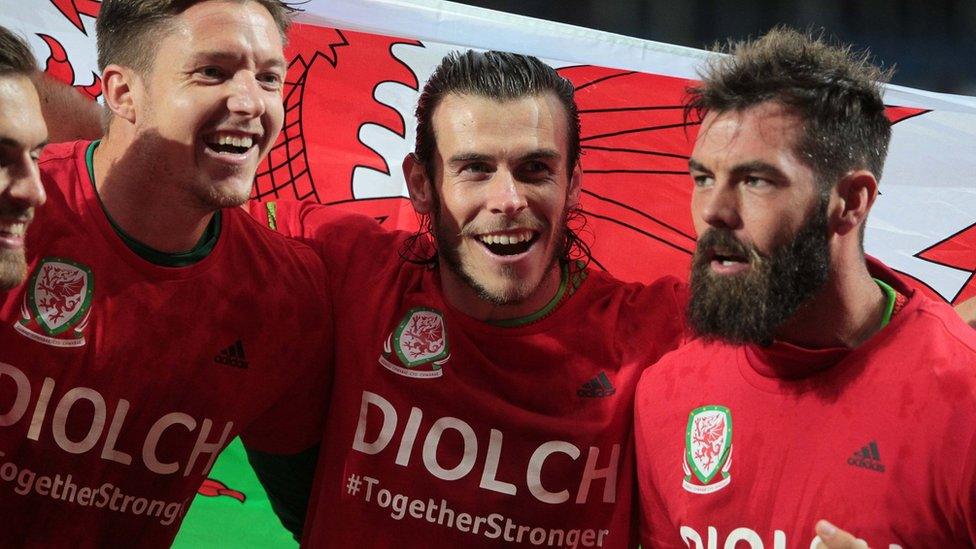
[203,131,258,156]
[0,219,29,249]
[476,230,538,256]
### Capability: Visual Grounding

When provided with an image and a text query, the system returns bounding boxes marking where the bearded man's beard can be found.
[687,200,831,346]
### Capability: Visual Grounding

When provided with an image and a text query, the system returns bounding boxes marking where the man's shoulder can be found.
[222,207,329,289]
[903,293,976,367]
[581,270,687,313]
[39,140,83,165]
[38,140,87,186]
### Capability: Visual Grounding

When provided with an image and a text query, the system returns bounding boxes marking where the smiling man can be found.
[634,29,976,548]
[0,27,47,290]
[0,2,331,546]
[251,50,686,547]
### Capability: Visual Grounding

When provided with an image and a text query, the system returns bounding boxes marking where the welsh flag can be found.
[5,0,976,547]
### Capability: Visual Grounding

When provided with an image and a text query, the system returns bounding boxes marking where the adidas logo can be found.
[847,441,885,473]
[577,372,616,398]
[214,340,249,369]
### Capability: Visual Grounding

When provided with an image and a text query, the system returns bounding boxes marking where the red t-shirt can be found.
[0,141,331,548]
[253,200,687,548]
[635,263,976,548]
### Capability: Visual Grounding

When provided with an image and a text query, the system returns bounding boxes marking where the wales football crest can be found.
[378,307,450,379]
[15,257,94,348]
[682,405,733,494]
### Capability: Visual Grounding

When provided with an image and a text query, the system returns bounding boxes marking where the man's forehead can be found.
[694,103,804,158]
[159,1,285,59]
[0,75,47,148]
[432,92,568,155]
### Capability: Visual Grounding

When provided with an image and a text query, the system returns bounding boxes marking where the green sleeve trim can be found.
[86,140,221,267]
[489,260,571,328]
[874,277,897,329]
[265,202,278,231]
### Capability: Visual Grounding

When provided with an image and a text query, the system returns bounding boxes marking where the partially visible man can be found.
[251,50,687,547]
[0,2,331,547]
[635,28,976,547]
[0,26,47,290]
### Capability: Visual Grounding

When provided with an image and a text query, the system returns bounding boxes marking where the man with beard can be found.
[634,28,976,548]
[0,26,47,290]
[249,50,687,547]
[0,2,331,546]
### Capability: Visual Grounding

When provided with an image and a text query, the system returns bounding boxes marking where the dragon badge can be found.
[379,307,450,379]
[683,405,733,494]
[15,257,94,348]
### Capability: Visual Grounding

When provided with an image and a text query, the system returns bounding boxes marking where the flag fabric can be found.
[4,1,976,546]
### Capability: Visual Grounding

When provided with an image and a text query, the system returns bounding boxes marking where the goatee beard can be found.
[433,207,566,307]
[687,199,831,346]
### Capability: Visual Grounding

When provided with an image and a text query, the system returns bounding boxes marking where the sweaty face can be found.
[687,103,829,345]
[0,75,48,290]
[132,0,286,209]
[428,93,579,316]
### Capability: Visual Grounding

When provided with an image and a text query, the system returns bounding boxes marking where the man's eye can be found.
[692,175,713,188]
[744,176,771,188]
[199,67,225,79]
[258,72,283,87]
[463,163,491,174]
[517,161,553,181]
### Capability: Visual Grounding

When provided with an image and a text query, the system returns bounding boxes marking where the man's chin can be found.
[0,250,28,291]
[192,181,252,210]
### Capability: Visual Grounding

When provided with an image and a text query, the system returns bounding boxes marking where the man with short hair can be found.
[0,26,47,290]
[0,2,331,546]
[252,50,687,547]
[635,28,976,547]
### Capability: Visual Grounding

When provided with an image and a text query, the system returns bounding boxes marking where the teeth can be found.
[0,223,26,236]
[721,260,736,266]
[478,231,533,245]
[209,133,254,149]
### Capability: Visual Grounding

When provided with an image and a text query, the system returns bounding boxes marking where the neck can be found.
[93,134,214,253]
[773,256,886,349]
[439,260,565,324]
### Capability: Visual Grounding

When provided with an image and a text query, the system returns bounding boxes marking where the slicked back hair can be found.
[96,0,300,75]
[404,50,590,267]
[0,26,37,76]
[414,50,581,178]
[687,27,892,194]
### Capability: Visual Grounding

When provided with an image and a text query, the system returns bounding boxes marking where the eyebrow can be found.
[0,136,48,151]
[447,149,562,165]
[189,50,286,71]
[688,158,788,180]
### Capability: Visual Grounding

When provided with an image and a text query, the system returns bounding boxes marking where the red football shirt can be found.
[635,263,976,548]
[254,200,687,548]
[0,141,331,548]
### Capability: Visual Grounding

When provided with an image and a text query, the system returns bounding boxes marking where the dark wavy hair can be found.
[402,49,591,267]
[686,27,893,193]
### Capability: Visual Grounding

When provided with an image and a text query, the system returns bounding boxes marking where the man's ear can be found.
[830,170,878,236]
[567,162,582,208]
[100,64,139,124]
[404,153,434,215]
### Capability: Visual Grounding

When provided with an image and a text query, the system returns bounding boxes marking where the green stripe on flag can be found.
[173,437,296,548]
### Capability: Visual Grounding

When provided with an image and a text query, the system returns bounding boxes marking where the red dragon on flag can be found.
[27,3,970,299]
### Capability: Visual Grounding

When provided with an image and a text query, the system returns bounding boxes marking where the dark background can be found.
[454,0,976,95]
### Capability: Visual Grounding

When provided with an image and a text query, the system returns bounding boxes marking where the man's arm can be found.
[244,443,320,541]
[32,72,103,142]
